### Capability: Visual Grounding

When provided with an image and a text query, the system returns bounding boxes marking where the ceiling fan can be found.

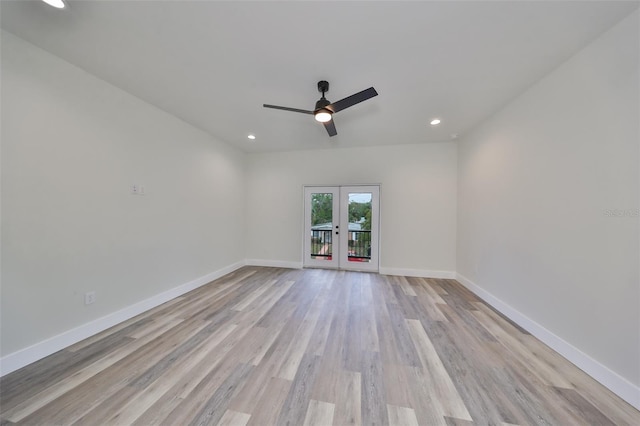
[263,81,378,137]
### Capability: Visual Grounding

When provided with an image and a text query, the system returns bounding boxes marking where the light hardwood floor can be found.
[1,267,638,425]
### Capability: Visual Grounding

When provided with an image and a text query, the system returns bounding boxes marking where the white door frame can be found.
[303,185,380,272]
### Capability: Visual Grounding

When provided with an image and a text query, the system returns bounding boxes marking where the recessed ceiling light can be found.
[42,0,66,9]
[247,134,256,140]
[430,119,441,126]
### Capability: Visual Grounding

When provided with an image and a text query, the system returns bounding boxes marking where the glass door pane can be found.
[310,192,334,261]
[304,187,340,268]
[346,192,372,263]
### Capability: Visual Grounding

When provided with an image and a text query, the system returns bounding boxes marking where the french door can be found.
[303,185,379,272]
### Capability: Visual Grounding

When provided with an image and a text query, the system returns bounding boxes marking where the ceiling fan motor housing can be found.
[315,98,331,111]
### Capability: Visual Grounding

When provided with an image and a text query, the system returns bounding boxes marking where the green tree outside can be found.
[311,193,333,225]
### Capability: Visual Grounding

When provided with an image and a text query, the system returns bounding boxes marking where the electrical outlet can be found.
[84,291,96,305]
[131,184,138,195]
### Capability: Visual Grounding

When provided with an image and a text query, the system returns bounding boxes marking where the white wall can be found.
[245,143,457,275]
[457,10,639,402]
[1,32,246,359]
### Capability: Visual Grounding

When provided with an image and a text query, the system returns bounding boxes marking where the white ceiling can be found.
[1,1,637,153]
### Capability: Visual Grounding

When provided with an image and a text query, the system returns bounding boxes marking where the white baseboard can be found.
[379,267,456,279]
[0,261,245,377]
[455,273,640,411]
[245,259,303,269]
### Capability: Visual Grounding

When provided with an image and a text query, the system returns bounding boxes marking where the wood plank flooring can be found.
[1,267,639,425]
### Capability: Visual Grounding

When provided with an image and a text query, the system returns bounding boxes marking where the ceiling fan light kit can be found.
[264,80,378,137]
[314,110,332,123]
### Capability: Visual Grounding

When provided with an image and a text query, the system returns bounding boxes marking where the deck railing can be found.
[310,230,333,258]
[348,230,371,260]
[310,229,371,260]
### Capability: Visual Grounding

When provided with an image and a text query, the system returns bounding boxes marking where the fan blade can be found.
[263,104,314,115]
[327,87,378,113]
[323,119,337,137]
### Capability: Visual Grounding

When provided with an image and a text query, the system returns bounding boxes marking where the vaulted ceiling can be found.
[2,1,637,152]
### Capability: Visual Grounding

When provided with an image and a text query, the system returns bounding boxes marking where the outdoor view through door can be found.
[304,186,379,271]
